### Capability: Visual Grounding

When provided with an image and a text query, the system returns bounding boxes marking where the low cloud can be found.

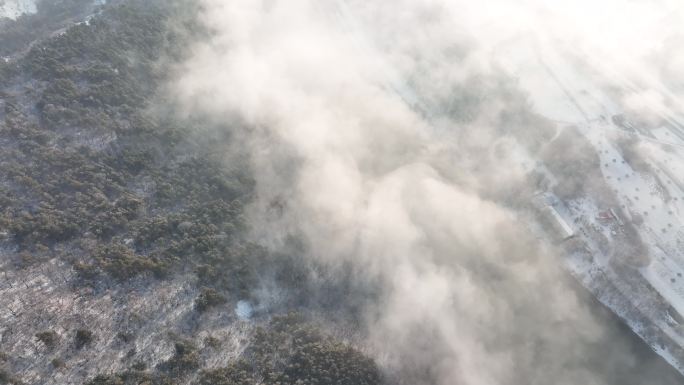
[171,1,684,384]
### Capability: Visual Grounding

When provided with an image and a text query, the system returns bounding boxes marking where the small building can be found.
[532,191,576,242]
[546,205,575,241]
[596,210,616,224]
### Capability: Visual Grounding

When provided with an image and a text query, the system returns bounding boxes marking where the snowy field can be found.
[501,34,684,374]
[0,0,36,20]
[324,0,684,373]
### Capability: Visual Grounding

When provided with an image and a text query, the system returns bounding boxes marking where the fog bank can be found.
[172,1,684,384]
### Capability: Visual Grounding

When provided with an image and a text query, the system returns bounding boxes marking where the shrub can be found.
[51,357,65,369]
[116,331,135,344]
[0,369,23,385]
[194,288,226,313]
[197,360,254,385]
[131,361,146,371]
[35,331,60,349]
[157,340,199,376]
[203,336,221,349]
[75,329,95,349]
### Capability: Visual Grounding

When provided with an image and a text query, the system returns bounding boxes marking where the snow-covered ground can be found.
[0,0,36,20]
[500,34,684,374]
[326,0,684,374]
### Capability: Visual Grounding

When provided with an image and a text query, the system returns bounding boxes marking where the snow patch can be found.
[0,0,37,20]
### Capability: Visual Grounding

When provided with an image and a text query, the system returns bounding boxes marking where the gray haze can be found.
[171,1,684,384]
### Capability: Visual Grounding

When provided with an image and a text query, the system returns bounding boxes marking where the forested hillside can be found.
[0,2,382,384]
